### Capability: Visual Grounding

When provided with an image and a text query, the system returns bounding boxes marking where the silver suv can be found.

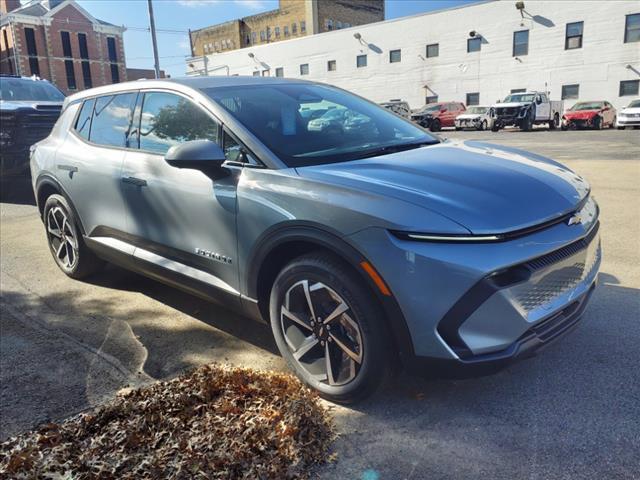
[31,77,601,403]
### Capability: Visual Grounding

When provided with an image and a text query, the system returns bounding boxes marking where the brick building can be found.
[189,0,384,57]
[0,0,126,95]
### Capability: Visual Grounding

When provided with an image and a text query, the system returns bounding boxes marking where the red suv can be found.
[410,101,466,131]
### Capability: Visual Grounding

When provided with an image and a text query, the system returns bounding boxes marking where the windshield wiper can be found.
[353,140,438,160]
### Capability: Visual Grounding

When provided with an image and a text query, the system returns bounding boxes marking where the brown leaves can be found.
[0,365,334,479]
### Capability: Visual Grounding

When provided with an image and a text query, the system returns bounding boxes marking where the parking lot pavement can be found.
[1,129,639,478]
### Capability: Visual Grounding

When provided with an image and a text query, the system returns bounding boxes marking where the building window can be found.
[625,13,640,43]
[301,21,306,33]
[292,23,297,34]
[24,27,39,76]
[252,70,260,76]
[260,30,266,41]
[389,49,401,63]
[266,28,271,40]
[561,84,579,99]
[466,92,480,106]
[78,32,89,59]
[426,43,439,58]
[327,60,336,71]
[426,95,438,104]
[467,37,481,53]
[284,25,289,36]
[275,67,284,77]
[513,30,529,56]
[251,32,257,43]
[510,88,526,93]
[299,63,309,75]
[81,60,92,89]
[619,79,639,96]
[246,35,251,45]
[565,21,583,49]
[336,21,343,29]
[110,63,119,83]
[64,60,76,90]
[326,19,333,31]
[107,37,117,62]
[356,54,367,68]
[60,31,72,57]
[262,69,270,76]
[275,26,280,38]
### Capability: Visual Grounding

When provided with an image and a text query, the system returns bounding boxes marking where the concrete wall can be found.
[188,0,640,111]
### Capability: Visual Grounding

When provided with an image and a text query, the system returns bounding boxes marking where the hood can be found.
[620,107,640,115]
[296,140,589,235]
[493,102,529,109]
[456,113,481,120]
[564,110,599,120]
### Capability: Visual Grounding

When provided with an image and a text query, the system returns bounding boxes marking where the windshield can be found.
[569,102,603,111]
[466,106,488,114]
[416,104,442,113]
[0,77,65,102]
[503,94,535,103]
[205,83,437,167]
[627,100,640,108]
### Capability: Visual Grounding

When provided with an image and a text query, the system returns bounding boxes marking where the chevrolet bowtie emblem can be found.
[567,214,582,226]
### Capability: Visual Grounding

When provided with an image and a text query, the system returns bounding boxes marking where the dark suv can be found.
[1,75,64,176]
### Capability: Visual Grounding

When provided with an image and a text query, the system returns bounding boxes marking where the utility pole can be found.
[147,0,161,79]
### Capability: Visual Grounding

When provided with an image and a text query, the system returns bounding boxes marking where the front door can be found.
[121,90,241,297]
[535,94,550,120]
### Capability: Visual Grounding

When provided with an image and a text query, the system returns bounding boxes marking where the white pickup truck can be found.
[491,92,563,131]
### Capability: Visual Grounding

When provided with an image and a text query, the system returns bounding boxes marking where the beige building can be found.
[189,0,384,56]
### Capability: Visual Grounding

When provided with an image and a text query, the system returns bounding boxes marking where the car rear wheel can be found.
[549,113,559,130]
[269,252,391,404]
[43,194,104,279]
[610,116,616,128]
[429,119,441,132]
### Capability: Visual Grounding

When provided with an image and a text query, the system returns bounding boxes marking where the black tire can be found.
[429,119,441,132]
[617,126,625,130]
[561,124,568,131]
[521,114,533,132]
[269,252,391,404]
[43,194,104,279]
[491,124,500,132]
[478,120,487,131]
[593,116,602,130]
[610,116,616,129]
[455,127,462,131]
[549,113,559,130]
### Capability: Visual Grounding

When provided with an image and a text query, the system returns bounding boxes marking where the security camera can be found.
[469,30,477,37]
[515,1,525,10]
[248,52,255,58]
[353,32,362,40]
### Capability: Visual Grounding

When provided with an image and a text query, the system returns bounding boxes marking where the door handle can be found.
[57,164,78,173]
[121,176,147,187]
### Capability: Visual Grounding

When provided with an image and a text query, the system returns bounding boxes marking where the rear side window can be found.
[138,92,220,155]
[90,93,136,148]
[75,98,95,140]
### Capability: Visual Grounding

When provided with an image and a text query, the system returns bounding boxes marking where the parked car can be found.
[561,101,616,130]
[32,77,601,403]
[380,99,411,118]
[411,101,466,131]
[492,92,563,131]
[0,75,64,176]
[616,99,640,129]
[307,107,347,134]
[454,105,495,131]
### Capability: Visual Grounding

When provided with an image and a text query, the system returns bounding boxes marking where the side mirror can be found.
[535,96,542,104]
[165,140,226,172]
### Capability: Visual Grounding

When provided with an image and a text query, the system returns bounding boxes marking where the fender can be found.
[244,222,416,362]
[35,173,87,235]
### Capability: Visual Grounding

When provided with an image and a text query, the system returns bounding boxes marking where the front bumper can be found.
[348,216,601,375]
[617,115,640,127]
[563,117,596,129]
[411,115,433,127]
[455,118,481,129]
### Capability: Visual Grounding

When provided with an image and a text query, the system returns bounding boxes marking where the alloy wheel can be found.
[46,206,79,271]
[280,280,363,386]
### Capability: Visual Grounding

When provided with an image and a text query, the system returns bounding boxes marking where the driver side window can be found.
[138,92,220,155]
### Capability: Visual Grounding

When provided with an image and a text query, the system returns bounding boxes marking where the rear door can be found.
[54,92,136,237]
[120,90,242,297]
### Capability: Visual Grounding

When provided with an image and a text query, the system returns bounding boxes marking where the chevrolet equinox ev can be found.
[31,77,601,403]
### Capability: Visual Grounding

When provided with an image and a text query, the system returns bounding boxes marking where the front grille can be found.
[525,222,599,271]
[497,107,517,116]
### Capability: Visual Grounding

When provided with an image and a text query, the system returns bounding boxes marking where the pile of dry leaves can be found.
[0,365,334,479]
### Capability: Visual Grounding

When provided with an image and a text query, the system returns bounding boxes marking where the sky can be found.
[73,0,482,77]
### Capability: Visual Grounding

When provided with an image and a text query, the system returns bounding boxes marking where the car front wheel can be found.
[43,194,104,279]
[429,119,441,132]
[269,253,391,403]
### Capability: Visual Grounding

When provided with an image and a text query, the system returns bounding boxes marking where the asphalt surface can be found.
[1,128,639,479]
